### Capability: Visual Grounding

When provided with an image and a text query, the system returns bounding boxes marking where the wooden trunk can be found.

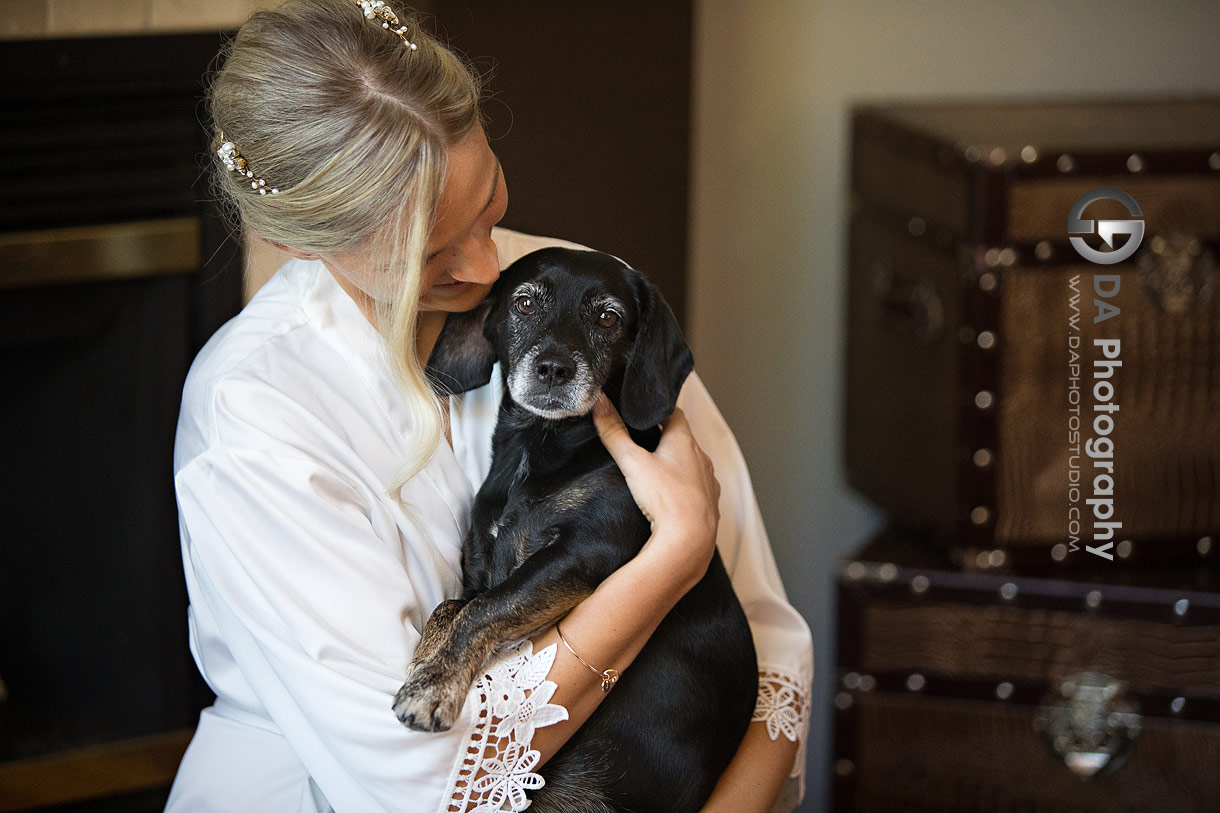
[833,528,1220,812]
[843,99,1220,565]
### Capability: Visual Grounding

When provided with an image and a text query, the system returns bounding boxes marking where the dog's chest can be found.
[474,438,621,585]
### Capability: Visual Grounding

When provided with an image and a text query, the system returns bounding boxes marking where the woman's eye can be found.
[514,296,536,315]
[597,310,619,328]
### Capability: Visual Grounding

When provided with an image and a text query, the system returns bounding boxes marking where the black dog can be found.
[393,247,757,813]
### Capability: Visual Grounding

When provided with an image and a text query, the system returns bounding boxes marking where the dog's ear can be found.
[619,269,694,429]
[425,297,498,395]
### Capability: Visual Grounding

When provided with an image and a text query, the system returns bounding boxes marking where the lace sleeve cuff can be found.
[444,641,569,813]
[753,668,812,780]
[442,652,812,811]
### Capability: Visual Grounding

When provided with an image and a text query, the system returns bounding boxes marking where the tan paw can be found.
[392,659,466,732]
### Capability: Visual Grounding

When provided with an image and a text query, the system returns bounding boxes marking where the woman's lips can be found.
[431,280,471,292]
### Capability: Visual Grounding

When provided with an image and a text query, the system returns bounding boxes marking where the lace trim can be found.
[445,641,569,813]
[753,668,811,779]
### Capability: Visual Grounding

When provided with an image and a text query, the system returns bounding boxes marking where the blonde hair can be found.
[207,0,484,492]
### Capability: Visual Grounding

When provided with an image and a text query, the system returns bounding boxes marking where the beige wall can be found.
[688,1,1220,809]
[0,0,278,39]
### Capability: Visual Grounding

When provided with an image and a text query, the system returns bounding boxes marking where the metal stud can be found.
[835,758,855,777]
[998,248,1017,266]
[977,330,997,349]
[974,550,1007,570]
[910,574,930,594]
[989,147,1007,166]
[835,692,854,710]
[975,390,995,410]
[1171,697,1186,714]
[1000,582,1018,601]
[906,673,926,692]
[844,561,866,581]
[970,506,991,526]
[1086,590,1103,609]
[1198,536,1213,556]
[878,563,898,582]
[996,682,1014,700]
[1020,146,1038,163]
[979,272,998,292]
[984,248,1002,267]
[843,672,862,690]
[858,674,876,692]
[1174,599,1189,617]
[908,217,927,237]
[1210,152,1220,171]
[1051,544,1068,562]
[1034,240,1053,261]
[973,448,993,468]
[1126,154,1145,173]
[1056,154,1075,173]
[1116,539,1133,559]
[964,145,982,163]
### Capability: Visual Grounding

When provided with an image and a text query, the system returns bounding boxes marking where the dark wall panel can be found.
[431,1,693,325]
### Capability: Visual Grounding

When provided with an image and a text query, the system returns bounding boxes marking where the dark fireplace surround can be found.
[0,33,238,810]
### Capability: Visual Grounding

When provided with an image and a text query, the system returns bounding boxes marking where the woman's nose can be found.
[451,238,500,285]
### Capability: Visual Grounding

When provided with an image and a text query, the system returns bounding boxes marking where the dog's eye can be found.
[514,296,536,315]
[597,310,620,328]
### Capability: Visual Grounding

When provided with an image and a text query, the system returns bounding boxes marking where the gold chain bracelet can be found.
[555,622,619,692]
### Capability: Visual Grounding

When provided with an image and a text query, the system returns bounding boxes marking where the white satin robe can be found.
[166,228,813,813]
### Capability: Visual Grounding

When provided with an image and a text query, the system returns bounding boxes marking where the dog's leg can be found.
[412,598,466,663]
[393,539,619,732]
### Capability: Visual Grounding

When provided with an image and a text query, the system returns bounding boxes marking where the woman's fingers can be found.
[592,393,641,471]
[591,393,720,545]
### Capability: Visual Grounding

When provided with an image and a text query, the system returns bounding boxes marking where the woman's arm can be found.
[701,722,800,812]
[536,388,810,813]
[676,373,814,810]
[528,395,721,760]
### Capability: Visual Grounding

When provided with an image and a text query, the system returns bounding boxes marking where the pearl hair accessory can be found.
[355,0,418,50]
[217,136,279,195]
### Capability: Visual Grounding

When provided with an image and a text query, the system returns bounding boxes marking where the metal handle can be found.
[0,217,201,291]
[870,260,944,344]
[1136,233,1217,315]
[1034,671,1141,779]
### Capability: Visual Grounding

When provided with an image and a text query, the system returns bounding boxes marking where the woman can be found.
[167,1,812,811]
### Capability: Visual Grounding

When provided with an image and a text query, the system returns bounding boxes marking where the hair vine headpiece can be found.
[217,135,279,195]
[355,0,418,50]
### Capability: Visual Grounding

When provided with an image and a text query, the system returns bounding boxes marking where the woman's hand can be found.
[592,393,721,586]
[527,392,722,762]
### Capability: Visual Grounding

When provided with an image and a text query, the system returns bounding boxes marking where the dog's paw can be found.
[393,660,466,732]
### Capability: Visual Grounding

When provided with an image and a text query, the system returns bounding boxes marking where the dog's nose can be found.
[535,356,575,388]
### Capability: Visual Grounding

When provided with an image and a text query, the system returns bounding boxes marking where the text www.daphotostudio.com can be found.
[1065,188,1144,561]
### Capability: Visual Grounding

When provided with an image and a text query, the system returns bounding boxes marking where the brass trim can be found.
[0,729,192,810]
[0,217,201,290]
